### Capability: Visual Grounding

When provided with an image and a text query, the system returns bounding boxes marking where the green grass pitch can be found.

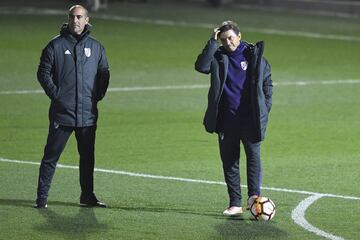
[0,2,360,239]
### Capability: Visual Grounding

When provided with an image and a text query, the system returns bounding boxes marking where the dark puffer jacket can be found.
[195,38,273,142]
[37,23,110,127]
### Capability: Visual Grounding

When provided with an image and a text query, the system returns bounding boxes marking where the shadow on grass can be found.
[0,198,108,240]
[113,205,222,218]
[0,198,78,208]
[215,217,288,239]
[112,205,261,221]
[113,205,288,239]
[34,207,108,240]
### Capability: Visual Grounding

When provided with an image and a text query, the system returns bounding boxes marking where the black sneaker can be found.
[80,193,106,208]
[34,199,48,209]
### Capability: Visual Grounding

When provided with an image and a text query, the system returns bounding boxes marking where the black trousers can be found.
[218,116,262,207]
[36,122,97,200]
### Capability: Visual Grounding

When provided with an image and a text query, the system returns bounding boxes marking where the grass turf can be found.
[0,2,360,239]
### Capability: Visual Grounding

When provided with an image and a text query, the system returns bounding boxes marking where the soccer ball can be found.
[249,196,276,221]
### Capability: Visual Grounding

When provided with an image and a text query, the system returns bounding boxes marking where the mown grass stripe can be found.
[1,7,360,42]
[1,79,360,95]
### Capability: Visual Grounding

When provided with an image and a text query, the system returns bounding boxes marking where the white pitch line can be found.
[274,79,360,86]
[291,194,345,240]
[0,89,44,95]
[1,79,360,96]
[1,157,359,201]
[95,14,360,42]
[107,84,209,92]
[0,7,360,42]
[1,157,359,240]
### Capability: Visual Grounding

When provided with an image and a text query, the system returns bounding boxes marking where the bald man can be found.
[35,5,110,208]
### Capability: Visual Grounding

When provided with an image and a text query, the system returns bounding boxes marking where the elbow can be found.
[194,62,210,74]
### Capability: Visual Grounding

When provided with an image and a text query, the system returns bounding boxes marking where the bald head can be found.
[69,5,88,17]
[68,5,89,35]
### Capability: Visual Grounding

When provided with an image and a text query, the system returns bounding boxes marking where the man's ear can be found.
[238,32,242,41]
[86,16,90,24]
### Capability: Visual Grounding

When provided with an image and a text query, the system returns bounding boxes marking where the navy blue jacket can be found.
[37,24,110,127]
[195,38,273,142]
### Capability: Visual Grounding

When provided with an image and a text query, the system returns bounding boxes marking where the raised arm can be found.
[194,29,220,74]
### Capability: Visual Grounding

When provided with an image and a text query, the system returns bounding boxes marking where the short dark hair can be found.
[218,20,240,35]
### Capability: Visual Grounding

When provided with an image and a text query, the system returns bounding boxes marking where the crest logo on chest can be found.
[84,48,91,57]
[241,61,248,71]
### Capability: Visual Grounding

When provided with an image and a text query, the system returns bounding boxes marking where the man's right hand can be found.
[212,28,220,41]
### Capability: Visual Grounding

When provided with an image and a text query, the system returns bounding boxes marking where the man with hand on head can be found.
[35,5,110,209]
[195,21,273,216]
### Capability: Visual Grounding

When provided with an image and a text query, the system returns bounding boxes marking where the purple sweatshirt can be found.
[221,42,251,120]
